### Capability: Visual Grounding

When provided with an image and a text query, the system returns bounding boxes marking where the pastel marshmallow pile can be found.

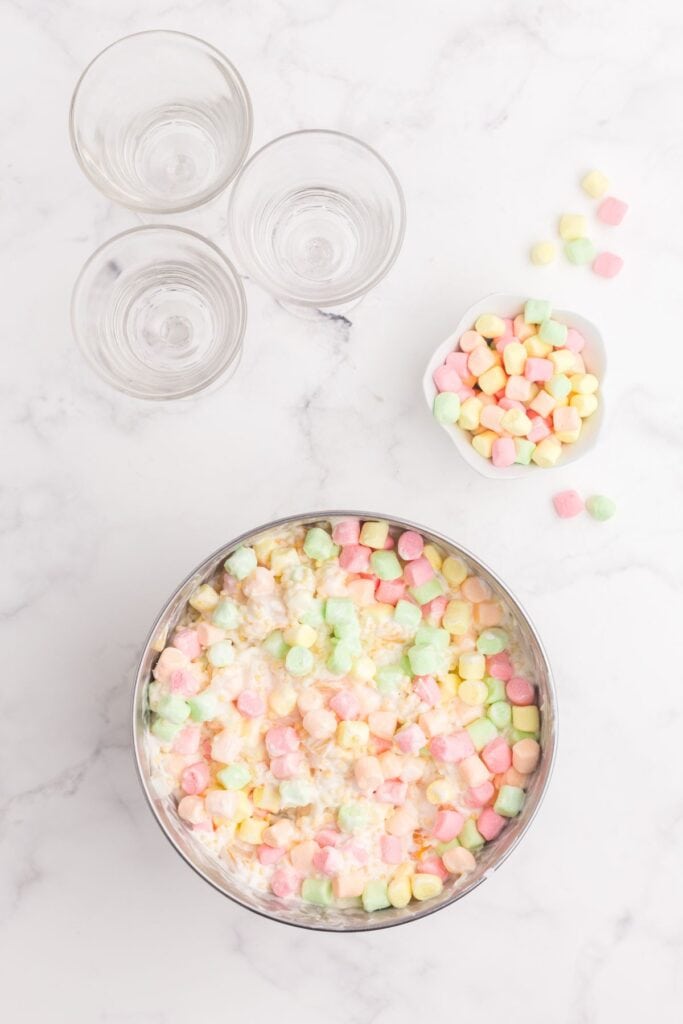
[432,299,600,468]
[145,518,542,915]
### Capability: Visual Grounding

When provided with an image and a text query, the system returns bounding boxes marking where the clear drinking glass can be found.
[71,226,247,400]
[227,130,405,317]
[69,31,252,214]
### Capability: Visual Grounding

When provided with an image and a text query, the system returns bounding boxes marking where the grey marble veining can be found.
[2,0,682,1020]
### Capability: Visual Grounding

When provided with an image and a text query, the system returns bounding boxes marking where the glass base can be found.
[277,296,361,321]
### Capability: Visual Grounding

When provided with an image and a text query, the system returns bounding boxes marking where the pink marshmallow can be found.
[265,725,300,757]
[422,595,447,623]
[458,385,477,401]
[237,690,265,718]
[339,544,371,573]
[329,690,361,720]
[593,252,623,278]
[316,829,341,847]
[169,669,200,697]
[432,809,465,841]
[172,628,202,660]
[270,751,305,779]
[404,556,434,587]
[465,781,495,807]
[447,351,473,383]
[498,397,524,412]
[419,855,448,881]
[332,519,360,545]
[270,869,300,899]
[468,345,496,377]
[172,724,201,755]
[505,375,534,402]
[564,328,586,354]
[429,731,475,763]
[376,579,406,605]
[180,761,210,796]
[477,807,507,841]
[313,846,343,876]
[395,723,427,755]
[524,357,553,383]
[397,530,424,561]
[460,330,485,352]
[433,364,463,393]
[380,834,404,864]
[375,780,408,805]
[506,677,535,706]
[492,437,516,468]
[552,489,584,519]
[345,840,369,864]
[177,795,208,824]
[527,416,551,444]
[553,406,581,434]
[487,652,513,681]
[414,674,441,707]
[480,404,506,433]
[258,844,285,865]
[481,737,512,774]
[597,196,628,226]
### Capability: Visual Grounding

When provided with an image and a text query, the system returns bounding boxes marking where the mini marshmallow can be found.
[597,196,628,225]
[593,252,623,278]
[559,213,587,241]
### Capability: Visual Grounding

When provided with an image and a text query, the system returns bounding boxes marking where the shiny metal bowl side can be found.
[133,511,558,932]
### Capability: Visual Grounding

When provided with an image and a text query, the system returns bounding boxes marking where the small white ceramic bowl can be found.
[422,293,607,480]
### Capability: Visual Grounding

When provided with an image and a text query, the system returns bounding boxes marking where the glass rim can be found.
[69,29,254,215]
[70,224,248,401]
[227,128,407,308]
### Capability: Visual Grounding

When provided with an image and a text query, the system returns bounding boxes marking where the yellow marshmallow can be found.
[559,213,587,241]
[237,818,268,844]
[530,241,556,265]
[524,334,553,358]
[284,623,317,648]
[459,679,488,706]
[252,785,281,813]
[458,396,483,430]
[269,684,297,717]
[443,600,472,636]
[254,536,278,565]
[570,373,599,395]
[412,873,443,901]
[549,349,577,375]
[426,778,456,805]
[423,544,443,572]
[458,652,485,680]
[337,721,370,749]
[364,603,393,624]
[189,584,220,613]
[442,557,468,587]
[555,425,581,444]
[512,705,540,733]
[388,875,412,908]
[500,409,532,437]
[581,169,610,198]
[503,342,527,376]
[529,391,556,417]
[439,673,460,699]
[570,393,598,418]
[531,436,562,467]
[475,313,506,338]
[232,791,252,823]
[352,655,376,682]
[472,430,497,459]
[478,365,507,396]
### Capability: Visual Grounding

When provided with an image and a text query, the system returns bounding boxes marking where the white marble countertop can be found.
[3,0,682,1020]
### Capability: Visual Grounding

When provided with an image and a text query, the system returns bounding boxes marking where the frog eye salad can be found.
[432,298,600,468]
[144,517,544,916]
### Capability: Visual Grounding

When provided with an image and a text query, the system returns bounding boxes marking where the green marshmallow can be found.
[485,677,507,705]
[301,599,324,627]
[586,495,616,522]
[212,599,240,630]
[327,641,354,675]
[303,526,335,561]
[410,577,443,606]
[466,717,499,751]
[494,785,525,818]
[407,643,440,676]
[338,802,368,833]
[286,645,314,676]
[334,621,362,655]
[394,599,422,633]
[157,694,191,724]
[151,716,182,742]
[362,880,391,912]
[223,545,257,580]
[302,877,333,907]
[514,439,536,466]
[435,837,460,855]
[476,628,509,656]
[263,630,289,660]
[375,664,408,695]
[415,625,450,650]
[188,692,218,722]
[370,549,402,581]
[217,763,251,790]
[324,597,355,627]
[509,728,539,744]
[433,391,461,424]
[564,238,596,264]
[458,818,485,850]
[546,373,572,400]
[208,640,234,668]
[488,700,512,729]
[524,298,552,324]
[538,318,568,347]
[279,779,316,808]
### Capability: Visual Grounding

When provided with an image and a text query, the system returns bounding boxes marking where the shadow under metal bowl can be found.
[132,511,558,932]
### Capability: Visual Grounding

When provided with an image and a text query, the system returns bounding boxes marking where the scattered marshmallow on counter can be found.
[552,490,616,521]
[145,518,543,915]
[432,298,600,469]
